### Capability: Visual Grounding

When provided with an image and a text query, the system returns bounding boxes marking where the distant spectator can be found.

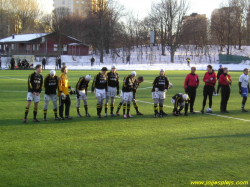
[126,55,130,64]
[42,57,46,70]
[18,59,22,69]
[55,58,59,70]
[91,56,95,66]
[0,57,2,69]
[10,57,15,70]
[58,57,61,68]
[186,57,190,66]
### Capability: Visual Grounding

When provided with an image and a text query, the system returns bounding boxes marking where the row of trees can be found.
[1,0,250,62]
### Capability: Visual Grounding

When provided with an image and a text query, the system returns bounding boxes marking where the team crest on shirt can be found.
[210,78,213,80]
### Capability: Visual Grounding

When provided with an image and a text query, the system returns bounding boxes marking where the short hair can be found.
[101,67,108,71]
[137,76,144,82]
[207,65,213,69]
[223,67,228,71]
[244,68,249,72]
[191,66,196,71]
[35,64,42,69]
[61,66,67,73]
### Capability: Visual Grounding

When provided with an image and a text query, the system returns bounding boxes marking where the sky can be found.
[43,0,223,19]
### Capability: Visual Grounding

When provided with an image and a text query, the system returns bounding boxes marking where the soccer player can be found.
[43,70,59,121]
[122,71,137,118]
[239,68,250,112]
[215,64,223,96]
[92,67,108,118]
[219,67,232,113]
[172,93,189,116]
[116,76,144,116]
[23,64,43,123]
[152,69,171,117]
[184,66,199,114]
[201,65,217,113]
[58,66,74,120]
[105,65,119,117]
[76,74,92,117]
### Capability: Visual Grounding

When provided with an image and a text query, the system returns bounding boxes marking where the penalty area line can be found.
[135,99,250,123]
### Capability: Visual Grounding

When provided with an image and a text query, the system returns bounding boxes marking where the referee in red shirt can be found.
[201,65,217,113]
[219,67,232,113]
[184,67,199,114]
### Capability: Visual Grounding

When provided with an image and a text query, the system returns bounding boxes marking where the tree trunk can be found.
[100,50,104,63]
[161,44,165,55]
[170,48,175,63]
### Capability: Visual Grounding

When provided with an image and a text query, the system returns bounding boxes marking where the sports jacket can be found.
[44,74,58,95]
[58,73,71,96]
[219,73,232,86]
[184,73,199,89]
[203,71,217,86]
[28,72,43,93]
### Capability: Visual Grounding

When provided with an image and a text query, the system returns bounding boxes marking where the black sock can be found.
[33,108,38,119]
[134,102,139,113]
[24,107,29,119]
[110,104,114,114]
[44,110,47,119]
[127,104,130,115]
[54,109,58,118]
[116,102,122,113]
[105,104,108,113]
[84,105,88,114]
[123,104,126,115]
[154,104,158,114]
[77,107,80,114]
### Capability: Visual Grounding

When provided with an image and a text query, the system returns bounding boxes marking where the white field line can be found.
[0,76,26,81]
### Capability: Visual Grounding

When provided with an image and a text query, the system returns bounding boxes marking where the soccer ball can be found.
[206,108,212,113]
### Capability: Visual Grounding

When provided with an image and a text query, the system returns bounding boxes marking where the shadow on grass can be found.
[184,133,250,140]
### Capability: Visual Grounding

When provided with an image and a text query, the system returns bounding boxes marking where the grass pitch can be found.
[0,69,250,187]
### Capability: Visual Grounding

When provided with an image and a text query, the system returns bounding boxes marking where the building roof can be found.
[0,33,50,43]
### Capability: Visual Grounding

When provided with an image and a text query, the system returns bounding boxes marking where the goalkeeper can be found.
[58,66,74,120]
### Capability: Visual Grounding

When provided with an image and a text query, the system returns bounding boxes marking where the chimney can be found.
[12,34,15,39]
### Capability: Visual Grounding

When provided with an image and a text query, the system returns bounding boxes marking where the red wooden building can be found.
[0,32,89,56]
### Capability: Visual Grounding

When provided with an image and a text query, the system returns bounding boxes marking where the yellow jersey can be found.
[58,73,71,96]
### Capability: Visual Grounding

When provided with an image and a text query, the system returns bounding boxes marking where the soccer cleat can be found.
[201,110,204,113]
[110,114,116,117]
[116,112,120,116]
[97,114,102,118]
[65,116,73,120]
[225,110,229,113]
[213,93,218,96]
[43,118,47,121]
[85,113,91,117]
[23,118,27,123]
[178,112,183,116]
[154,113,159,118]
[77,114,82,118]
[159,114,164,118]
[162,111,168,116]
[137,112,143,115]
[220,111,225,114]
[123,115,127,119]
[60,117,65,120]
[33,118,40,122]
[55,117,60,120]
[190,111,196,114]
[173,112,179,116]
[241,109,248,112]
[184,113,188,116]
[127,115,133,118]
[105,113,108,117]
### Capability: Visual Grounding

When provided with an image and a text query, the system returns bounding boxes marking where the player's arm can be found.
[184,75,189,89]
[117,74,120,93]
[39,76,43,93]
[203,73,207,82]
[58,76,64,93]
[165,77,170,89]
[152,77,158,91]
[28,74,34,92]
[92,75,97,92]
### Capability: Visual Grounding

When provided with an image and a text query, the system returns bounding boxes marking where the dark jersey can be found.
[122,75,135,92]
[92,73,108,91]
[44,74,58,95]
[133,80,140,97]
[152,75,170,92]
[172,93,188,112]
[28,72,43,93]
[76,77,89,92]
[107,72,119,90]
[217,68,224,79]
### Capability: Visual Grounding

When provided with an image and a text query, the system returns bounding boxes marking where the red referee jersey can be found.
[219,73,232,86]
[203,71,217,86]
[184,73,199,89]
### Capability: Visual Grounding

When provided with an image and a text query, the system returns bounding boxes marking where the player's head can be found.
[191,66,196,74]
[85,74,91,81]
[244,68,249,75]
[182,94,188,101]
[50,70,56,77]
[101,67,108,75]
[160,69,165,76]
[111,65,116,73]
[35,64,42,74]
[136,76,144,83]
[61,66,68,74]
[219,64,223,68]
[207,65,213,72]
[223,67,228,74]
[131,71,136,77]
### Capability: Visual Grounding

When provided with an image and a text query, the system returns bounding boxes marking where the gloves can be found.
[117,90,119,95]
[61,93,66,100]
[239,89,242,95]
[155,88,159,92]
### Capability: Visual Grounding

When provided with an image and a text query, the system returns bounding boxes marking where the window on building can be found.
[76,1,79,4]
[32,44,35,51]
[26,45,30,51]
[37,44,40,51]
[81,6,84,10]
[81,1,84,4]
[63,45,67,51]
[11,44,15,50]
[68,0,71,4]
[54,44,58,51]
[62,0,65,4]
[76,7,79,10]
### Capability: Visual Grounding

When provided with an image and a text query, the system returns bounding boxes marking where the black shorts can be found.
[203,85,214,96]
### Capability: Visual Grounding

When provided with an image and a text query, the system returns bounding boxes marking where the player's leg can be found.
[159,99,165,117]
[65,95,72,119]
[110,96,116,116]
[201,86,208,113]
[43,94,50,121]
[116,97,123,115]
[24,93,33,122]
[105,95,109,117]
[154,98,159,117]
[217,83,221,94]
[224,87,230,112]
[33,94,40,122]
[178,102,185,115]
[83,96,90,117]
[59,96,65,120]
[76,96,82,117]
[208,86,213,110]
[52,95,59,119]
[241,88,248,112]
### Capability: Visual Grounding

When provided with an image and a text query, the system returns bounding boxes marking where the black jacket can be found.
[217,68,224,79]
[122,75,135,92]
[107,72,119,90]
[44,74,58,95]
[28,72,43,93]
[152,75,170,92]
[92,73,108,91]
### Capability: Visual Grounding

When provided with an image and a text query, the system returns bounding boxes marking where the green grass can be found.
[0,70,250,187]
